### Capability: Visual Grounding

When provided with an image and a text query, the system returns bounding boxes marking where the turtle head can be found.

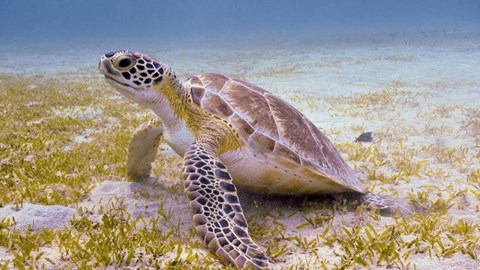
[99,50,174,104]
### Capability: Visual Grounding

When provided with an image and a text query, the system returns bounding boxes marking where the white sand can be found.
[0,203,77,232]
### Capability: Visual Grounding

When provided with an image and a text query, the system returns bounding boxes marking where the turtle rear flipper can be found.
[183,143,270,270]
[127,118,164,181]
[360,192,412,216]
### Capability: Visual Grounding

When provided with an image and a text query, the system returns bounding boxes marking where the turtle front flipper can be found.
[183,143,270,270]
[127,118,164,180]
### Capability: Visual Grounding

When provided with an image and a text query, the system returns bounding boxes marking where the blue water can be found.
[1,0,479,45]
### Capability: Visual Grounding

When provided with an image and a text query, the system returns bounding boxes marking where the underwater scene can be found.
[1,0,479,269]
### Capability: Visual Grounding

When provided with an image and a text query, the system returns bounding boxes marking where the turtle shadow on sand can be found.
[236,187,411,218]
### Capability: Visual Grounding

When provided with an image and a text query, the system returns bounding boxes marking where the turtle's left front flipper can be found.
[183,143,270,270]
[127,118,164,180]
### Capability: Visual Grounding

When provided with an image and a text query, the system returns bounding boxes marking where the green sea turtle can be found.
[98,50,403,269]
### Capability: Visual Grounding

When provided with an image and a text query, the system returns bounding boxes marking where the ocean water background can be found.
[1,0,479,46]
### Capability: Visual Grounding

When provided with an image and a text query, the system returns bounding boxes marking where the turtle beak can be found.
[98,56,124,85]
[98,54,141,101]
[98,55,114,76]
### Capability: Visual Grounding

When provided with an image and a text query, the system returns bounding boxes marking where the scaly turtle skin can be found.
[98,50,403,269]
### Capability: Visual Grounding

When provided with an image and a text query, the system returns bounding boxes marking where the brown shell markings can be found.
[184,73,365,192]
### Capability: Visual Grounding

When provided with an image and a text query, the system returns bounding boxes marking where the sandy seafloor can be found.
[0,32,479,269]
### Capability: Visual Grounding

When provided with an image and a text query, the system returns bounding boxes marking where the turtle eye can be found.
[114,56,136,71]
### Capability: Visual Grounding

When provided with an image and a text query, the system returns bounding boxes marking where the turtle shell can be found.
[184,73,365,193]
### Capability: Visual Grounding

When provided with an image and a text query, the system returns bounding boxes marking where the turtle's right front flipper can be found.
[127,118,164,180]
[183,143,270,270]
